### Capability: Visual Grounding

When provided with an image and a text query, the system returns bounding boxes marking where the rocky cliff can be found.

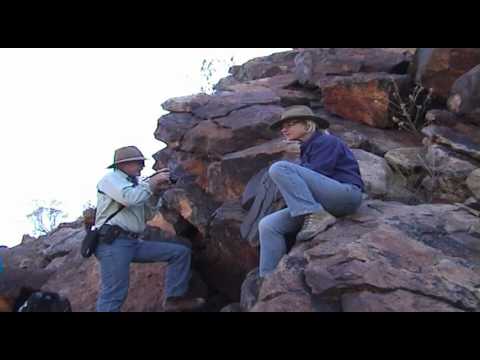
[2,48,480,312]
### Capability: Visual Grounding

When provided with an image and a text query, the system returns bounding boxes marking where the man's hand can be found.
[148,168,171,191]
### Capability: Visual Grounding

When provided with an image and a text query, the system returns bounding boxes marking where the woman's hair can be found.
[303,119,330,135]
[304,119,317,133]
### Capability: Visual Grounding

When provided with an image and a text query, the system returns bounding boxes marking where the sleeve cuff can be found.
[140,180,155,195]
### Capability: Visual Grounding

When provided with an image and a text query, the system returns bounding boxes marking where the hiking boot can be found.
[296,211,336,242]
[163,296,206,312]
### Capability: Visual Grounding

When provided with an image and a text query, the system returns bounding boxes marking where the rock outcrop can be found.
[0,220,167,311]
[448,64,480,123]
[410,48,480,103]
[2,48,480,312]
[151,48,480,309]
[244,201,480,312]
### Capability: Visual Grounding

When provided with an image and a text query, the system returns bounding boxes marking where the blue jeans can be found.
[95,237,192,312]
[259,161,363,277]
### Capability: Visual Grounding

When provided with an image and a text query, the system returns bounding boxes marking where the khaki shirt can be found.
[95,170,160,233]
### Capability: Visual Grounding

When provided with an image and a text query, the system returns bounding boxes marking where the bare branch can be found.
[389,78,432,135]
[26,200,67,236]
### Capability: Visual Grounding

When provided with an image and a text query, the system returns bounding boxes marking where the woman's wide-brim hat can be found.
[107,146,147,169]
[270,105,330,131]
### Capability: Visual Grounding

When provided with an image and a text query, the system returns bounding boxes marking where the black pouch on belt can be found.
[98,224,124,244]
[81,229,100,258]
[80,201,125,258]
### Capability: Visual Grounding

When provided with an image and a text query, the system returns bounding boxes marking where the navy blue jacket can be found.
[300,131,365,192]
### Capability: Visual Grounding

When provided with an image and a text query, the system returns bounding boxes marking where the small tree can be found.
[27,200,67,237]
[389,79,433,134]
[200,56,235,94]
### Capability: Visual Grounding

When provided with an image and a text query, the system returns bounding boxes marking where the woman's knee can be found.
[268,161,294,180]
[173,243,191,261]
[259,216,274,235]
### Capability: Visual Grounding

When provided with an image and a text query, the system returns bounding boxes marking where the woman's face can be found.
[280,119,308,141]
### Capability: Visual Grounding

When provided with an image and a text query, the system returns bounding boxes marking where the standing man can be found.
[94,145,205,312]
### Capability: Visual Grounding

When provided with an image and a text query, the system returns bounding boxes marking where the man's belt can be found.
[113,225,141,239]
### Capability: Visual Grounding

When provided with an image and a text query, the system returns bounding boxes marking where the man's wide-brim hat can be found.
[270,105,330,131]
[107,146,147,169]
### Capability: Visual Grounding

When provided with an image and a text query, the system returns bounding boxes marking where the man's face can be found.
[120,160,145,177]
[280,119,307,141]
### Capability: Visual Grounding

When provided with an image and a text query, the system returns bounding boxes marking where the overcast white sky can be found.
[0,48,290,247]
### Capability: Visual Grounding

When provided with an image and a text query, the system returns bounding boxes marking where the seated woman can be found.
[259,105,365,278]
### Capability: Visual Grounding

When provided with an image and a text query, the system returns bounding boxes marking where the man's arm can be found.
[99,175,154,207]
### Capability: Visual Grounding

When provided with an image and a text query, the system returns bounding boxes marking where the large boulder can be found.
[154,112,202,150]
[448,64,480,123]
[384,147,425,177]
[0,220,191,312]
[41,226,85,262]
[243,200,480,312]
[1,237,48,272]
[353,147,417,203]
[316,108,423,156]
[294,48,412,86]
[152,147,211,191]
[198,201,258,301]
[466,169,480,200]
[161,184,220,238]
[341,289,463,312]
[180,105,283,157]
[305,223,480,312]
[161,93,210,113]
[425,110,480,142]
[411,48,480,103]
[419,145,478,203]
[215,73,320,107]
[192,89,280,120]
[42,249,168,312]
[352,149,393,198]
[251,291,314,312]
[0,266,51,299]
[229,50,299,82]
[384,147,428,202]
[206,139,299,202]
[422,125,480,161]
[320,73,411,128]
[239,268,261,312]
[0,219,89,300]
[252,246,315,312]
